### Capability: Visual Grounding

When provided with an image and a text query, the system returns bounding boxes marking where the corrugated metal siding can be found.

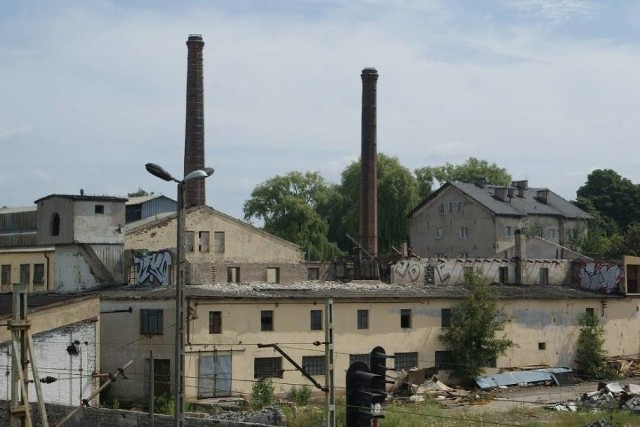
[141,198,177,220]
[93,246,125,283]
[0,233,37,247]
[0,211,37,233]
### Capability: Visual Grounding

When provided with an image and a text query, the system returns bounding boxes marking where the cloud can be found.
[0,125,30,140]
[504,0,600,22]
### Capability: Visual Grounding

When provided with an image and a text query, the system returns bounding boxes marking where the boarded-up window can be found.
[199,231,210,252]
[267,267,280,284]
[33,264,45,285]
[19,264,30,284]
[214,232,225,253]
[307,267,320,280]
[185,232,195,252]
[227,267,240,283]
[1,265,10,286]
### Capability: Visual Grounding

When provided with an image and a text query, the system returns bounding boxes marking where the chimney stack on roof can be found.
[360,67,379,257]
[184,34,206,208]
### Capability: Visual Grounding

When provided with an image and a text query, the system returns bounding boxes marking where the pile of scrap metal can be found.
[606,354,640,378]
[475,367,575,390]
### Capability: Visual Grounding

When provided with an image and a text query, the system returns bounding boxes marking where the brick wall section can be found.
[0,402,281,427]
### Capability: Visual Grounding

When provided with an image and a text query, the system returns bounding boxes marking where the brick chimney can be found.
[184,34,206,208]
[360,67,378,257]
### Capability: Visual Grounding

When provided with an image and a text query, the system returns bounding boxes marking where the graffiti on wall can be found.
[133,250,173,286]
[395,260,423,282]
[574,261,623,294]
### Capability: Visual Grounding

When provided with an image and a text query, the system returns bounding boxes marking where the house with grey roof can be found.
[408,180,592,259]
[125,193,176,224]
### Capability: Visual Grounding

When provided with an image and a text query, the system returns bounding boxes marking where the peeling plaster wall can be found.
[101,295,639,400]
[0,320,98,406]
[54,247,100,292]
[392,258,572,286]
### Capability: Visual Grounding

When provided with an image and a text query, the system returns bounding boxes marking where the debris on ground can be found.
[549,381,640,413]
[606,354,640,378]
[401,373,473,405]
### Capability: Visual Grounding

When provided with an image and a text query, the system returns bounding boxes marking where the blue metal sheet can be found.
[476,367,573,389]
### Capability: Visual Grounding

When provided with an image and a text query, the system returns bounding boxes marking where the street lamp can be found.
[145,162,214,426]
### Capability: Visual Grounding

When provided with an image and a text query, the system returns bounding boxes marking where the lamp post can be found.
[145,163,214,426]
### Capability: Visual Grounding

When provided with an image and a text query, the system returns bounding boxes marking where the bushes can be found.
[251,379,275,410]
[290,385,312,406]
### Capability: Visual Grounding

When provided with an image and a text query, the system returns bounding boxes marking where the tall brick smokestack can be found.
[360,67,378,257]
[184,34,206,208]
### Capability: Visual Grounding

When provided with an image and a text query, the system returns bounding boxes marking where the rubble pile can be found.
[552,382,640,413]
[606,355,640,378]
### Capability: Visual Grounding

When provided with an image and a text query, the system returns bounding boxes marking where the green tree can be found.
[414,157,512,199]
[438,271,516,383]
[575,312,611,379]
[243,171,341,261]
[605,224,640,259]
[330,154,420,254]
[576,169,640,232]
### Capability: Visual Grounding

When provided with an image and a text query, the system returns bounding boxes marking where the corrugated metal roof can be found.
[476,367,573,389]
[126,194,174,205]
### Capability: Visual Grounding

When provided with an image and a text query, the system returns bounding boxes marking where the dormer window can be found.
[95,204,104,214]
[51,213,60,236]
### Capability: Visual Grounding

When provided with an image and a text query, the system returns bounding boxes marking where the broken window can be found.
[538,342,546,350]
[441,308,451,327]
[1,265,10,286]
[199,231,210,252]
[33,263,45,285]
[254,357,283,379]
[261,310,274,331]
[400,309,412,328]
[586,307,595,318]
[51,213,60,236]
[302,356,325,376]
[395,352,418,370]
[310,310,322,331]
[540,267,549,285]
[214,231,225,253]
[185,231,194,252]
[19,264,30,284]
[209,311,222,334]
[357,309,369,330]
[499,267,508,284]
[94,204,104,214]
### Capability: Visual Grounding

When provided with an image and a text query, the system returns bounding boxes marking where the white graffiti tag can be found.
[394,260,422,282]
[133,251,173,286]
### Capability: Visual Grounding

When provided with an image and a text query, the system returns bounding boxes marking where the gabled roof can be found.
[126,194,175,205]
[410,181,591,220]
[124,205,301,250]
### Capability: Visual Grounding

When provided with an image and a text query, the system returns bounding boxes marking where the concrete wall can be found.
[0,296,100,406]
[36,197,125,246]
[100,294,640,401]
[391,258,573,286]
[0,248,55,292]
[126,207,303,264]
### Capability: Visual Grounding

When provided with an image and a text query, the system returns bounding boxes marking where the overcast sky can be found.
[2,0,640,220]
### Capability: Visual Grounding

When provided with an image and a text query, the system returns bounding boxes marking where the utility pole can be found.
[149,351,155,427]
[324,298,335,427]
[9,284,49,427]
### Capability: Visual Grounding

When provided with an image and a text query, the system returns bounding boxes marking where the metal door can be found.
[198,352,232,398]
